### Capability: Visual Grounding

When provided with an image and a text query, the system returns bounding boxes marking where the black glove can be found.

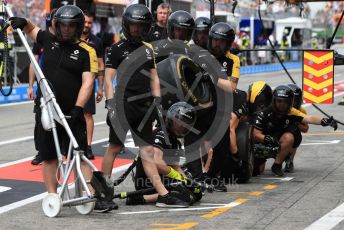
[236,103,249,118]
[105,97,116,110]
[264,135,280,148]
[321,116,338,131]
[153,96,162,106]
[105,98,116,128]
[201,71,211,82]
[9,17,28,30]
[231,152,243,168]
[69,106,83,128]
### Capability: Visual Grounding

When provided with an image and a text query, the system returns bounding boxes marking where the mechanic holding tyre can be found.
[245,81,278,176]
[202,22,241,190]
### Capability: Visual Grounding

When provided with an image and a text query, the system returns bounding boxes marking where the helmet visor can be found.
[171,119,193,138]
[173,26,193,41]
[209,38,229,57]
[57,21,78,41]
[274,98,291,115]
[193,30,208,48]
[253,95,270,113]
[125,20,152,42]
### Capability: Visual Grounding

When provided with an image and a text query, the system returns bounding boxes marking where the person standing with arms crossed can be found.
[80,10,105,159]
[149,2,171,41]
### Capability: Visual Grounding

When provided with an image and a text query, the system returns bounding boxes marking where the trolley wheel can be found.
[75,199,95,215]
[42,193,62,218]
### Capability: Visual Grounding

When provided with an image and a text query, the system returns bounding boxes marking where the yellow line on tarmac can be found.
[148,222,199,230]
[227,191,264,196]
[303,131,344,136]
[200,198,248,219]
[263,185,278,190]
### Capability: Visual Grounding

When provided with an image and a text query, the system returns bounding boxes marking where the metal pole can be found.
[210,0,215,26]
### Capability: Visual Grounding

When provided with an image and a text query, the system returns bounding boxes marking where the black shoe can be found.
[94,200,118,213]
[126,195,145,205]
[213,181,228,192]
[205,177,227,192]
[271,163,284,177]
[284,159,294,173]
[31,153,42,165]
[85,146,95,160]
[156,193,189,208]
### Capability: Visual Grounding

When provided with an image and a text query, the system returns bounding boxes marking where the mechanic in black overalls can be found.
[130,102,199,207]
[253,85,338,177]
[102,4,162,212]
[204,23,240,191]
[9,4,97,203]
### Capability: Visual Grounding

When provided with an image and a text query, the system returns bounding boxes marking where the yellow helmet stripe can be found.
[250,81,266,104]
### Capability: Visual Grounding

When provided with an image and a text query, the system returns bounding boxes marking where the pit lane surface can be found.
[0,66,343,230]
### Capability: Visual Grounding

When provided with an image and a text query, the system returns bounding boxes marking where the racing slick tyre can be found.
[236,122,254,183]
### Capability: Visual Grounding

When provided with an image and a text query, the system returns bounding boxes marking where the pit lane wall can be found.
[0,62,302,104]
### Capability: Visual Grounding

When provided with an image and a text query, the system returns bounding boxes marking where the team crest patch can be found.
[70,50,79,60]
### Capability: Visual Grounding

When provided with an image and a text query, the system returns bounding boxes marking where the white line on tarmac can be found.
[117,200,243,215]
[0,157,34,168]
[0,101,33,107]
[0,192,48,214]
[91,137,108,145]
[0,122,106,147]
[258,177,294,181]
[305,202,344,230]
[0,136,34,147]
[199,203,232,206]
[0,163,132,215]
[301,140,341,146]
[0,186,11,193]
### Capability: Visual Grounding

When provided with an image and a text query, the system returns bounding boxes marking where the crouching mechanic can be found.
[284,83,309,172]
[229,81,273,178]
[253,85,338,176]
[246,81,273,176]
[129,102,202,207]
